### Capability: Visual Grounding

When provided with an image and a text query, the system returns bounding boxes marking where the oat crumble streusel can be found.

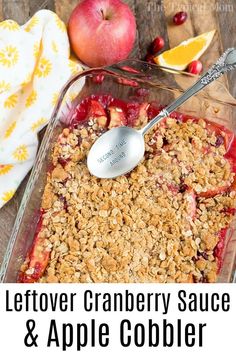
[19,96,236,283]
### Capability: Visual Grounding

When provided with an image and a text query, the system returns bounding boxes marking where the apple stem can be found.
[100,8,106,20]
[100,8,110,20]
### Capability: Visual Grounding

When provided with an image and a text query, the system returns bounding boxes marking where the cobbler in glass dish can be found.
[19,94,236,283]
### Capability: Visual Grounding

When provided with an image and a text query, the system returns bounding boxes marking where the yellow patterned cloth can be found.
[0,10,82,208]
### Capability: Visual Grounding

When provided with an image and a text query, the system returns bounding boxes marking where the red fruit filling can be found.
[18,210,50,283]
[18,94,236,283]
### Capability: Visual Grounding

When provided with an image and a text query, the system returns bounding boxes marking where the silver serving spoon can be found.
[87,48,236,179]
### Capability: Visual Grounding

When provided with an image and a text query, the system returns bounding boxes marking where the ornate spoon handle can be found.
[141,48,236,135]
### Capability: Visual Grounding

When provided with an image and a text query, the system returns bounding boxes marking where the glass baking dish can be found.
[1,59,236,283]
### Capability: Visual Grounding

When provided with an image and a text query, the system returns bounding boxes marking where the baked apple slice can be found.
[88,100,108,127]
[184,188,196,219]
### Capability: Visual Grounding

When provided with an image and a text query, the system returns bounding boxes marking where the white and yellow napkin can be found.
[0,10,82,208]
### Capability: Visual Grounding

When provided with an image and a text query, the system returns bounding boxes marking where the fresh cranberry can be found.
[145,53,155,63]
[187,60,203,75]
[92,74,105,84]
[173,11,188,25]
[151,36,165,54]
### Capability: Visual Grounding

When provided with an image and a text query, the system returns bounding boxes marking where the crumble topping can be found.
[20,98,236,283]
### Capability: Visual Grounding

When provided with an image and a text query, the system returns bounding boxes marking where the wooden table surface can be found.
[0,0,236,266]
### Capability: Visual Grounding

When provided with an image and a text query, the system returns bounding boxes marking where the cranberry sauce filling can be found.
[22,94,236,282]
[18,209,46,283]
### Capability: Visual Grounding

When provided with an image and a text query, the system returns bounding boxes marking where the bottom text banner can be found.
[0,284,235,353]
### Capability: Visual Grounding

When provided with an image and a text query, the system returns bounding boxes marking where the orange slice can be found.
[154,30,215,70]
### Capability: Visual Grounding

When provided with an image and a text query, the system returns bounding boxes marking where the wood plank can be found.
[0,0,3,21]
[164,0,225,74]
[0,177,29,265]
[163,0,229,97]
[54,0,78,23]
[29,0,55,15]
[217,0,236,97]
[135,0,169,59]
[2,0,55,23]
[2,0,29,23]
[188,0,226,84]
[163,0,236,129]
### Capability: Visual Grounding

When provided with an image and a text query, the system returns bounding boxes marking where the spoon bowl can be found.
[87,126,145,179]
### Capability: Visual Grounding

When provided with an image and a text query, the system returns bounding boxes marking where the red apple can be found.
[68,0,136,67]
